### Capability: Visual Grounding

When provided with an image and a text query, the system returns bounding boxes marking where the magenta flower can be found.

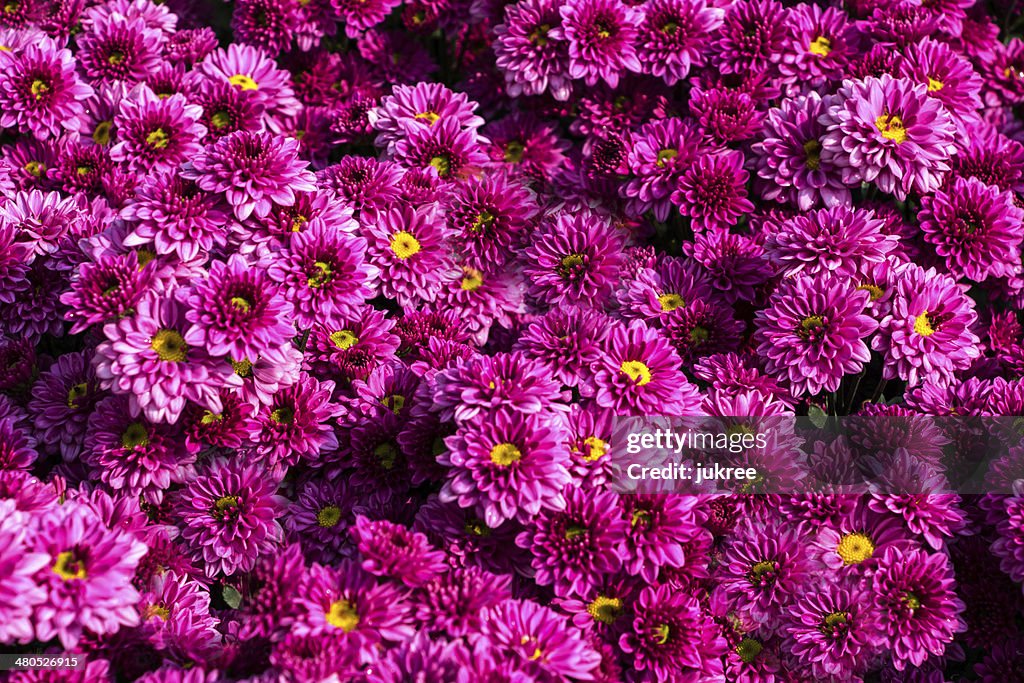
[635,0,722,85]
[109,86,207,174]
[0,42,93,140]
[557,0,642,88]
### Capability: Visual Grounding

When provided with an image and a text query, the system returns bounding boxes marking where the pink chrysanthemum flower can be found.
[557,0,642,88]
[196,43,301,130]
[635,0,722,85]
[0,42,93,140]
[77,13,164,83]
[176,456,286,578]
[351,515,447,588]
[248,373,342,470]
[820,74,957,200]
[872,263,981,387]
[671,150,755,230]
[778,4,856,89]
[182,130,317,221]
[94,291,241,424]
[185,254,295,360]
[494,0,573,101]
[31,501,147,648]
[370,82,485,153]
[109,86,207,174]
[263,224,377,328]
[592,320,704,416]
[363,204,457,308]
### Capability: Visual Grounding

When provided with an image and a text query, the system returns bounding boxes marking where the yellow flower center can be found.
[414,111,440,124]
[631,508,651,527]
[736,638,763,663]
[151,329,187,362]
[92,120,113,146]
[914,311,936,337]
[504,140,525,163]
[529,23,550,46]
[561,253,585,270]
[382,394,405,415]
[24,160,43,177]
[120,422,149,449]
[390,231,421,259]
[927,77,943,92]
[200,411,222,425]
[136,249,156,267]
[326,599,359,632]
[661,21,678,34]
[836,531,875,565]
[330,329,359,350]
[587,595,624,625]
[429,155,451,177]
[809,36,832,56]
[232,358,253,377]
[270,405,294,424]
[903,591,921,610]
[210,111,232,129]
[374,442,399,469]
[804,139,821,170]
[654,623,671,645]
[307,260,333,288]
[67,382,89,408]
[52,551,87,581]
[144,603,170,620]
[317,505,342,527]
[822,611,849,630]
[490,442,522,466]
[229,74,259,91]
[857,283,884,301]
[656,148,678,168]
[581,435,607,462]
[658,293,684,311]
[464,519,490,536]
[146,128,169,149]
[30,79,48,99]
[620,360,652,386]
[461,267,484,291]
[689,326,709,344]
[230,296,251,313]
[875,113,907,144]
[471,210,495,233]
[108,51,125,65]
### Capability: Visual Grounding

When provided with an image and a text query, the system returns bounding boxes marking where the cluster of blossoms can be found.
[0,0,1024,680]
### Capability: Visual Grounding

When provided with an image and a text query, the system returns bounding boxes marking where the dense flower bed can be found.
[1,0,1024,680]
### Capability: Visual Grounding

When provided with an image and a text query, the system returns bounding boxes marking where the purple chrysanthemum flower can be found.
[872,546,965,670]
[918,175,1024,282]
[94,291,240,424]
[363,204,456,308]
[286,479,359,563]
[621,493,708,583]
[752,92,852,210]
[31,501,147,648]
[248,373,342,470]
[181,390,254,454]
[351,515,447,588]
[81,393,192,503]
[444,173,538,268]
[516,486,627,597]
[0,502,48,644]
[478,598,602,679]
[623,117,704,221]
[176,456,286,578]
[755,275,877,397]
[194,80,264,141]
[689,86,766,144]
[515,306,608,389]
[77,13,164,83]
[331,0,402,38]
[431,351,567,423]
[60,252,157,334]
[557,0,642,88]
[872,263,981,387]
[593,320,704,416]
[27,350,100,461]
[370,82,485,153]
[786,583,885,680]
[232,0,299,55]
[899,38,982,123]
[635,0,722,85]
[0,188,80,256]
[778,4,855,89]
[294,560,413,660]
[196,43,301,129]
[184,255,295,360]
[390,116,489,182]
[522,210,625,306]
[616,255,715,324]
[715,518,811,631]
[619,584,728,682]
[672,150,754,231]
[709,0,786,76]
[109,86,206,174]
[820,74,956,200]
[431,266,524,346]
[182,130,317,221]
[439,410,571,527]
[493,0,572,101]
[262,225,377,328]
[0,42,93,140]
[765,205,899,279]
[316,156,403,217]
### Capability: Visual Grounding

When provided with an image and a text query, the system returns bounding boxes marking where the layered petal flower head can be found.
[109,86,207,174]
[557,0,643,88]
[820,74,957,199]
[0,42,93,140]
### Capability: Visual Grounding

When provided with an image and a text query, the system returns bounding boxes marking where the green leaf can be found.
[222,585,242,609]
